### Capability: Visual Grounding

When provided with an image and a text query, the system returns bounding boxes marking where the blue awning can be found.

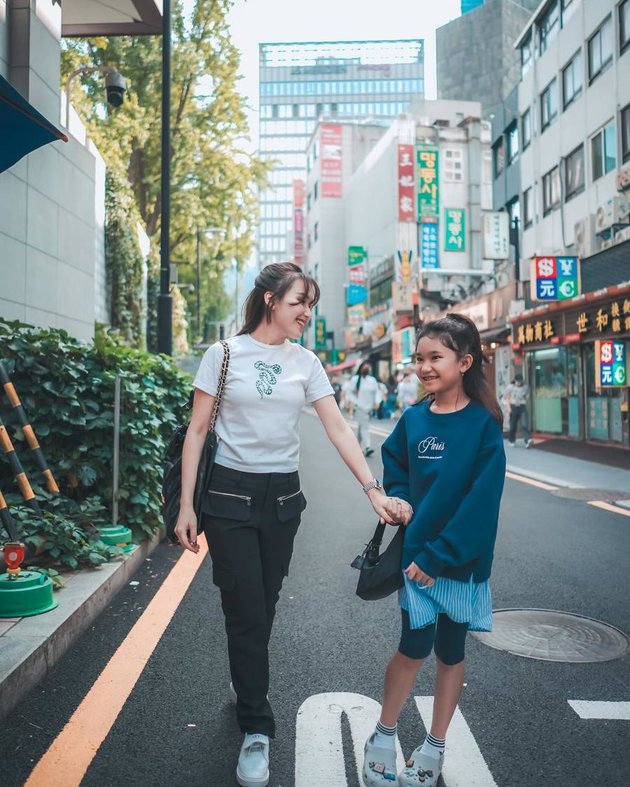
[0,74,68,173]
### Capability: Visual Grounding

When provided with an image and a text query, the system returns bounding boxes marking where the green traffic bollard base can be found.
[0,571,58,618]
[98,525,134,552]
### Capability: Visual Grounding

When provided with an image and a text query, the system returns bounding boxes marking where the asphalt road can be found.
[1,413,629,786]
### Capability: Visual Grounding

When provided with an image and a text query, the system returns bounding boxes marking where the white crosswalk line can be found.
[414,696,498,787]
[568,700,630,720]
[295,692,404,786]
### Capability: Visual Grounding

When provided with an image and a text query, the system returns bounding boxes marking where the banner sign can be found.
[530,256,581,302]
[392,281,413,313]
[347,284,368,306]
[347,303,366,326]
[420,222,439,269]
[396,249,413,284]
[482,212,509,259]
[293,179,305,265]
[348,246,367,266]
[315,317,327,350]
[417,145,439,222]
[595,340,627,388]
[320,123,343,198]
[445,208,465,251]
[397,144,415,222]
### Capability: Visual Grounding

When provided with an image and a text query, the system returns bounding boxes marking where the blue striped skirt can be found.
[399,574,493,632]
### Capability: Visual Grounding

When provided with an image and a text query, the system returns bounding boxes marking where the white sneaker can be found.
[236,733,269,787]
[229,681,238,704]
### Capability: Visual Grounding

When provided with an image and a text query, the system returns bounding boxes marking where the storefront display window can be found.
[530,346,580,436]
[585,345,624,443]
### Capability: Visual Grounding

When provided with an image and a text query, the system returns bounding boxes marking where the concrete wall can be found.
[518,0,630,262]
[0,0,106,340]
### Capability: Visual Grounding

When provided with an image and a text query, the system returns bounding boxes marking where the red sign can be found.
[320,124,343,198]
[397,144,415,222]
[293,179,305,265]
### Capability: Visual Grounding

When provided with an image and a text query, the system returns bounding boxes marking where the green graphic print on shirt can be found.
[254,361,283,399]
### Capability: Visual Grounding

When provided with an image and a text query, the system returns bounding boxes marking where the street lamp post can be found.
[157,0,172,355]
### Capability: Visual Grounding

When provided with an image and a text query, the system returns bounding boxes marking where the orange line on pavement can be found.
[587,500,630,518]
[505,471,558,491]
[25,538,209,787]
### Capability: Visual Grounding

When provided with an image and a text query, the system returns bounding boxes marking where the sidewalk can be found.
[2,416,629,722]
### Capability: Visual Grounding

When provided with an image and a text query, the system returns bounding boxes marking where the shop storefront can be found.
[511,284,630,448]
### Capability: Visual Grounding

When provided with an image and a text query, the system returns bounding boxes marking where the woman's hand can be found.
[367,489,413,526]
[174,504,201,554]
[383,496,413,525]
[404,562,434,586]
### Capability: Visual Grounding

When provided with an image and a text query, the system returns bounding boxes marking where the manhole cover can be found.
[471,609,629,662]
[550,488,630,502]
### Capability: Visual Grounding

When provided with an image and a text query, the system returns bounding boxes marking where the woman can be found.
[174,262,410,787]
[343,361,381,456]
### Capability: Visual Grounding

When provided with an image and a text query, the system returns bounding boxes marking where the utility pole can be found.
[511,215,521,299]
[157,0,172,355]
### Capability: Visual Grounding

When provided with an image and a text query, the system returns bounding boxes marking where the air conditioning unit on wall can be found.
[595,195,630,233]
[615,226,630,244]
[573,215,596,259]
[600,238,615,250]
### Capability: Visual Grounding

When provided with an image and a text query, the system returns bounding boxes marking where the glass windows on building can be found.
[507,122,519,164]
[588,15,613,83]
[540,79,558,131]
[523,186,533,227]
[542,166,561,214]
[564,144,584,200]
[493,137,505,177]
[562,50,583,109]
[591,121,616,180]
[443,148,464,182]
[538,1,560,54]
[521,31,533,77]
[622,104,630,163]
[530,346,580,437]
[521,108,532,149]
[621,0,630,54]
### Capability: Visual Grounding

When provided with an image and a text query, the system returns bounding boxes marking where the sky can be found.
[192,0,463,147]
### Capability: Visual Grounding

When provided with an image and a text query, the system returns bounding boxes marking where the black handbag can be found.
[351,521,405,601]
[162,340,230,543]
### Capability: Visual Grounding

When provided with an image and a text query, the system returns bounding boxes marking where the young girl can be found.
[362,313,506,787]
[174,262,408,787]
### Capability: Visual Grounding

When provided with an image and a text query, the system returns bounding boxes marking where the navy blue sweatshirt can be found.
[382,399,506,582]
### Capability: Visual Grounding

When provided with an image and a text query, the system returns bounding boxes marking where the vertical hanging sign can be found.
[416,145,439,222]
[320,123,343,198]
[595,340,627,388]
[444,208,465,251]
[293,179,305,265]
[397,144,415,222]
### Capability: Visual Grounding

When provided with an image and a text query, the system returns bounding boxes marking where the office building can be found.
[258,39,424,269]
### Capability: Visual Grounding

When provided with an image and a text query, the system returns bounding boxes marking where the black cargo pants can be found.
[202,463,306,738]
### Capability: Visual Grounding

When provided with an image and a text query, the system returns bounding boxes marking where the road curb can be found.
[0,529,164,721]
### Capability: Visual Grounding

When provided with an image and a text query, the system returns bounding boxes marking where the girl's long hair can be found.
[417,313,504,426]
[237,262,320,336]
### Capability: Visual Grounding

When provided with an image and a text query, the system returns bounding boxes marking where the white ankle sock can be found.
[244,732,268,747]
[420,733,445,758]
[373,720,397,749]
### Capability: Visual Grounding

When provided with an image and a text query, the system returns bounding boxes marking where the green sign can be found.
[348,246,367,266]
[315,317,327,350]
[444,208,465,251]
[417,146,439,222]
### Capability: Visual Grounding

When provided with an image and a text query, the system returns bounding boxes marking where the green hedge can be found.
[0,320,191,568]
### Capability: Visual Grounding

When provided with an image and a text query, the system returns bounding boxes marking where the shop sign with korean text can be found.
[416,145,439,222]
[420,222,439,269]
[530,256,581,302]
[397,144,415,222]
[314,317,327,350]
[444,208,465,251]
[482,212,509,259]
[320,123,343,198]
[595,340,627,387]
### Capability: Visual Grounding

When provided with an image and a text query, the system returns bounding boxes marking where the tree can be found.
[62,0,268,347]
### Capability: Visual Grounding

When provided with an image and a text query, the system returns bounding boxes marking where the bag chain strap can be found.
[209,340,230,433]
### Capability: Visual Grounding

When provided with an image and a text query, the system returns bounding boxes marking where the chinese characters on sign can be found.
[397,144,415,222]
[482,212,509,259]
[420,223,439,269]
[530,256,581,302]
[315,317,327,350]
[595,340,627,388]
[444,208,465,251]
[320,123,343,198]
[515,320,556,346]
[417,145,439,222]
[576,299,630,335]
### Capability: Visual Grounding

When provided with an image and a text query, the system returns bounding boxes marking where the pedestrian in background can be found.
[345,361,381,456]
[397,367,419,413]
[174,262,405,787]
[504,373,533,448]
[362,314,506,787]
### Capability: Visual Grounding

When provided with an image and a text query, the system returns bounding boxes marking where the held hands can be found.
[174,504,201,554]
[404,561,435,587]
[367,489,413,526]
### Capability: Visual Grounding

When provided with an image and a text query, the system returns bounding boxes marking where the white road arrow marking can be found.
[295,692,404,786]
[414,696,498,786]
[568,701,630,720]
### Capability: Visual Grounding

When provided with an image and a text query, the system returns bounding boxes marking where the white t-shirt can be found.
[344,374,380,413]
[193,334,334,473]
